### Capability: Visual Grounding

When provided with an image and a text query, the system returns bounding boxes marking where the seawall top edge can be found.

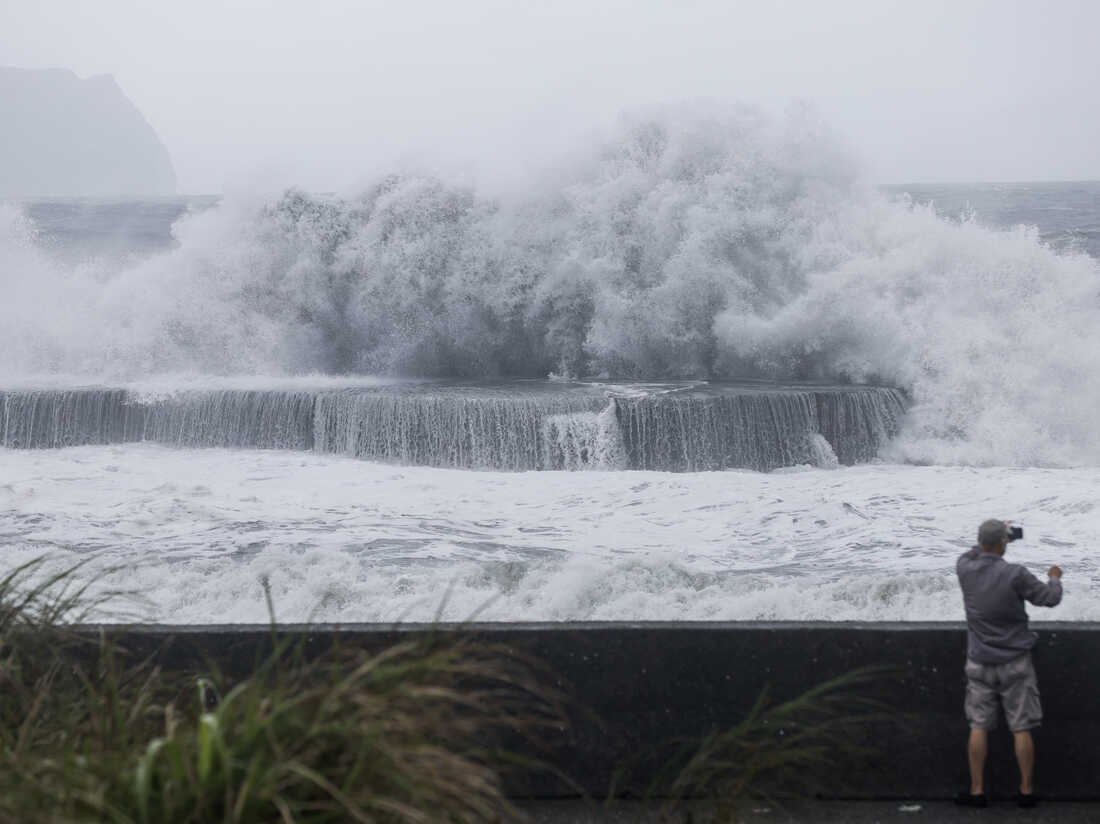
[64,620,1100,634]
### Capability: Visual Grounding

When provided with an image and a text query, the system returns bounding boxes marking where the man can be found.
[955,519,1063,808]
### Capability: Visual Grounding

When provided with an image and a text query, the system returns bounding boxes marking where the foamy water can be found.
[3,105,1099,624]
[2,444,1094,623]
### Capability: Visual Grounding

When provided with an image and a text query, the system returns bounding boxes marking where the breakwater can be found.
[0,382,906,471]
[83,622,1100,800]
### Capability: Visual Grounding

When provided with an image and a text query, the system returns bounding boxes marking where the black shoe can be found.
[1015,792,1039,808]
[955,791,988,808]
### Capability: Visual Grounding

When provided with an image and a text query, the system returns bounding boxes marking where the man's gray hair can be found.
[978,519,1009,547]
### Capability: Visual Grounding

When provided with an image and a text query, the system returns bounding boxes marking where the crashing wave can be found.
[2,104,1099,465]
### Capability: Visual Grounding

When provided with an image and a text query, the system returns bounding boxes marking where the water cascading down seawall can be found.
[0,383,907,471]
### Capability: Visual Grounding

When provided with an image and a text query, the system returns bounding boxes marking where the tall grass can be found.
[0,559,890,823]
[0,560,567,823]
[656,667,895,821]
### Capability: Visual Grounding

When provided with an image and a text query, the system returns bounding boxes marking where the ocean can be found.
[883,181,1100,259]
[3,117,1099,623]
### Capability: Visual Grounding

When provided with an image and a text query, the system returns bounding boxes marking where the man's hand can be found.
[1048,565,1063,579]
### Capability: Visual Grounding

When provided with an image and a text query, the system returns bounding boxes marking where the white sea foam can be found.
[2,445,1095,624]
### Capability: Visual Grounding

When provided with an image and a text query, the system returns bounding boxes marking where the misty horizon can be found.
[2,69,1098,198]
[3,0,1098,195]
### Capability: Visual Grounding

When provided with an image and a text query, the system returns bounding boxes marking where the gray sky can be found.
[2,0,1098,193]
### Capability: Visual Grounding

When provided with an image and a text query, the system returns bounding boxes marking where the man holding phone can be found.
[955,519,1063,808]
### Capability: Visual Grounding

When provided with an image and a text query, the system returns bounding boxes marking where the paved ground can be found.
[521,799,1100,822]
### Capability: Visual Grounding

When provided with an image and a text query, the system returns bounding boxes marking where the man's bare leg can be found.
[968,728,988,794]
[1014,730,1035,794]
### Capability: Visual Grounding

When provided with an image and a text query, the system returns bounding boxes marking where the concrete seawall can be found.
[85,622,1100,800]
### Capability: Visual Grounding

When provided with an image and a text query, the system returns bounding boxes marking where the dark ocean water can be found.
[16,195,217,262]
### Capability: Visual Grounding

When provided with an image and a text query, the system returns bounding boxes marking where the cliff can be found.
[0,67,176,196]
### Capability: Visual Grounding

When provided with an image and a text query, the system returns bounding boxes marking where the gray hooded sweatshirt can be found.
[956,547,1062,665]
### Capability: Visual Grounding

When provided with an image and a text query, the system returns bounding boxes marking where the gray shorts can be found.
[964,652,1042,732]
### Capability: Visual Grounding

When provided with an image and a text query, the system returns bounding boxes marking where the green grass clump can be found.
[0,560,565,823]
[658,666,894,820]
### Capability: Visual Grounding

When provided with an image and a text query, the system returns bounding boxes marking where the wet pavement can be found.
[522,799,1100,822]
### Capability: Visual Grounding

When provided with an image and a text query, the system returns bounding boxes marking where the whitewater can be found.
[2,445,1094,623]
[2,104,1099,623]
